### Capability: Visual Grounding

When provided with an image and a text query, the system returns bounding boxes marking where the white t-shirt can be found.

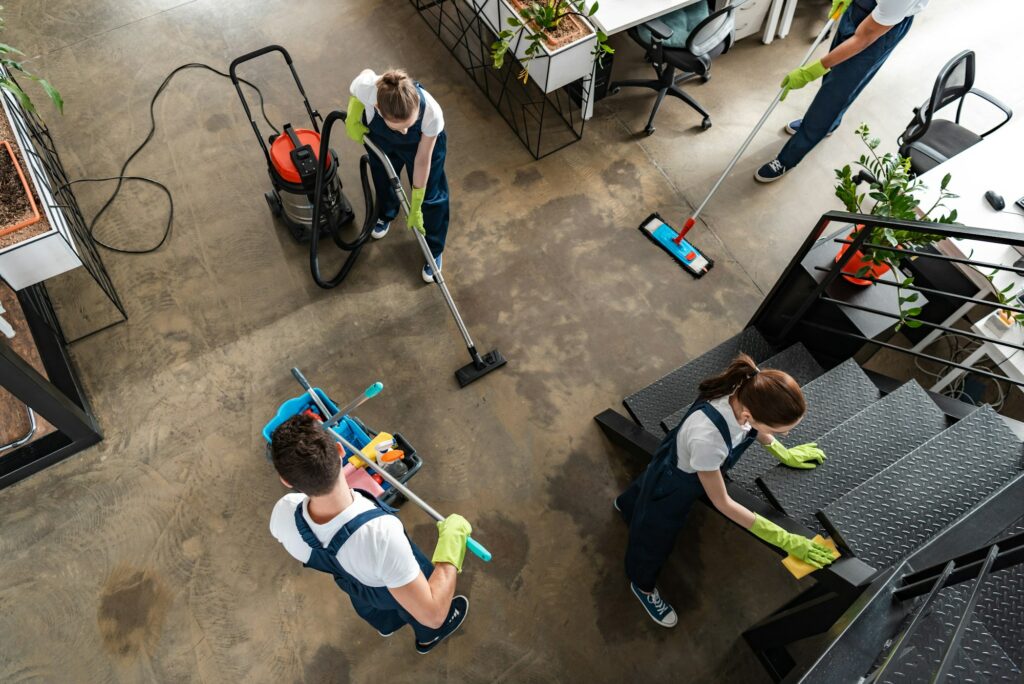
[349,69,445,137]
[270,491,422,589]
[675,395,752,473]
[872,0,928,26]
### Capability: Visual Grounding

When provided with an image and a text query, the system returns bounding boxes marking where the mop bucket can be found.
[262,388,422,505]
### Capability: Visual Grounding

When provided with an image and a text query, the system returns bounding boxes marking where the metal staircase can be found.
[596,210,1024,681]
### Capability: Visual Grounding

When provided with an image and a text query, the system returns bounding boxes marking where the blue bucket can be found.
[262,389,373,460]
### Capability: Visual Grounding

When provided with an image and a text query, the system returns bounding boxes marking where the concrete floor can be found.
[2,0,1022,681]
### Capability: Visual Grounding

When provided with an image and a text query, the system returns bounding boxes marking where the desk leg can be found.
[582,61,597,121]
[911,301,975,354]
[931,345,987,393]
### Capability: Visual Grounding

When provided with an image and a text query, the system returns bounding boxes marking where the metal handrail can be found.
[796,320,1024,388]
[863,560,956,684]
[811,266,1024,316]
[832,237,1024,276]
[929,545,999,683]
[815,296,1024,353]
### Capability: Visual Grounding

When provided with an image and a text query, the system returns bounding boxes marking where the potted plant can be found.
[833,123,958,330]
[486,0,612,92]
[0,139,40,236]
[0,9,75,289]
[1,9,63,116]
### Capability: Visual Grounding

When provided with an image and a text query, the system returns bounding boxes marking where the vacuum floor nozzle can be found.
[455,349,508,388]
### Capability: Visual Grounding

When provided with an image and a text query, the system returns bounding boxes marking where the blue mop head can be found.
[638,213,713,278]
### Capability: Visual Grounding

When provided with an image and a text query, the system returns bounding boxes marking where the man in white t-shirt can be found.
[268,414,470,654]
[755,0,927,182]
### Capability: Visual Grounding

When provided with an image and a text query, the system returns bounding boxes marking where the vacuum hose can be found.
[309,110,375,289]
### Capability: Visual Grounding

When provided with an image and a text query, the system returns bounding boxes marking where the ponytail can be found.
[376,69,419,122]
[698,353,806,428]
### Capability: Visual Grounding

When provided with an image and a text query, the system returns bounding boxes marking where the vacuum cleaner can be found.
[229,45,374,289]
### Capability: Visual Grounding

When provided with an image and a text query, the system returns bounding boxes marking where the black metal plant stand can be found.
[409,0,590,159]
[1,74,128,344]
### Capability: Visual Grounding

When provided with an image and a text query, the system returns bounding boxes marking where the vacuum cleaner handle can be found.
[229,44,321,152]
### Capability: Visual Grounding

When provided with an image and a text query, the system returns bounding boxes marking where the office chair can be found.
[608,1,741,136]
[898,50,1012,175]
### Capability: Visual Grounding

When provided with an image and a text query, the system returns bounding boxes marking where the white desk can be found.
[911,121,1024,389]
[588,0,705,35]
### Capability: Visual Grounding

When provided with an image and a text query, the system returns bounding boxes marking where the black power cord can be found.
[61,62,278,254]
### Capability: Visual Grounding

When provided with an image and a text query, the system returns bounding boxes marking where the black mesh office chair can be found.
[898,50,1012,175]
[608,1,741,136]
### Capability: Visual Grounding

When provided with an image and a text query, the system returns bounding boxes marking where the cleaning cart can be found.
[262,387,422,505]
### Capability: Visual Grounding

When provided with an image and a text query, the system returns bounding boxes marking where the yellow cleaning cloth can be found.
[782,536,840,579]
[348,432,394,469]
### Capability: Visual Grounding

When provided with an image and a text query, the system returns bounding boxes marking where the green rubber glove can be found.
[408,187,426,235]
[345,96,369,144]
[764,438,825,470]
[751,515,836,569]
[829,0,852,18]
[432,514,472,573]
[780,60,829,101]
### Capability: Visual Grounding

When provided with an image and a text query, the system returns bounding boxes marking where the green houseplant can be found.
[490,0,613,83]
[0,6,63,115]
[834,123,958,329]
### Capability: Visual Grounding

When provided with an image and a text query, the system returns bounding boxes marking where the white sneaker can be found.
[422,255,442,283]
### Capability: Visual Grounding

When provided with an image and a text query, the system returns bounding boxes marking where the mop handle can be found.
[676,11,841,243]
[290,369,493,562]
[324,382,383,429]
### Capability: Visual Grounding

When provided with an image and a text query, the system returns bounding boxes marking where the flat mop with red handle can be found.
[640,7,844,278]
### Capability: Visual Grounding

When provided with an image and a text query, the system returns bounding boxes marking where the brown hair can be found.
[270,414,340,496]
[376,69,419,122]
[698,353,806,428]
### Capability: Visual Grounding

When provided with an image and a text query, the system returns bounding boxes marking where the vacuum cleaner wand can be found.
[290,367,492,562]
[361,136,507,388]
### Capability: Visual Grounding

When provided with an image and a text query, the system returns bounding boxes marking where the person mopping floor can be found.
[755,0,925,182]
[615,354,836,627]
[268,414,471,653]
[345,68,449,282]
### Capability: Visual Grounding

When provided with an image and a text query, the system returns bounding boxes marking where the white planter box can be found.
[0,90,82,290]
[468,0,598,93]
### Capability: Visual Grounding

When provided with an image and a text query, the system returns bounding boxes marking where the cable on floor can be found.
[58,63,276,254]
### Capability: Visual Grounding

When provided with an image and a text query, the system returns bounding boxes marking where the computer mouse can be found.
[985,190,1006,211]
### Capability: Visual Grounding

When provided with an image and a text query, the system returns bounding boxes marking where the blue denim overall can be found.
[617,400,757,592]
[365,84,449,260]
[778,0,915,169]
[293,490,445,642]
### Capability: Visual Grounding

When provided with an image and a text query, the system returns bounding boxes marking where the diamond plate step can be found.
[977,516,1024,666]
[725,359,881,497]
[623,327,775,436]
[659,343,824,434]
[757,380,946,531]
[876,584,1023,684]
[823,406,1024,569]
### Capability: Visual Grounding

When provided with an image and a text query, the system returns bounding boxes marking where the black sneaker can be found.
[630,582,678,627]
[416,595,469,654]
[754,159,789,183]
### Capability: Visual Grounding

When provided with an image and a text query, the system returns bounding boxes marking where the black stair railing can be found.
[929,544,1000,682]
[863,559,955,684]
[749,210,1024,393]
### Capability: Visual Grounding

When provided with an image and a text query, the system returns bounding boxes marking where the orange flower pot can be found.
[835,225,891,286]
[0,140,42,238]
